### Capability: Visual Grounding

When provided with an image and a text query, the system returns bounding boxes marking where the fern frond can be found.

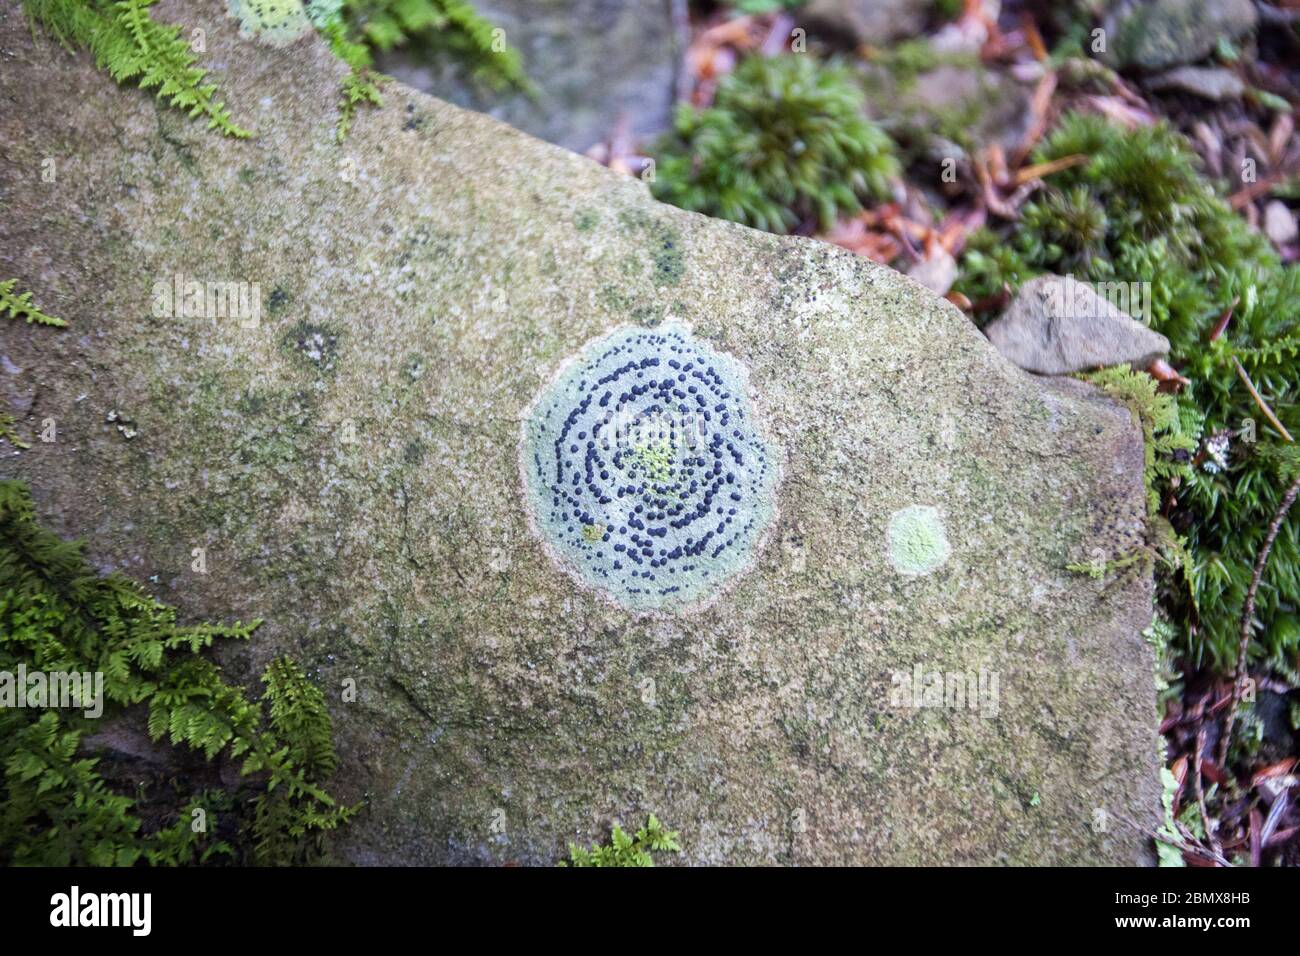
[0,278,67,327]
[0,478,355,865]
[559,815,681,867]
[23,0,251,138]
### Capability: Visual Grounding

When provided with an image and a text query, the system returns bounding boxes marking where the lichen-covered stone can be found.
[801,0,930,46]
[859,60,1034,157]
[227,0,314,46]
[1146,65,1246,102]
[1105,0,1258,71]
[0,1,1160,864]
[984,274,1171,375]
[377,0,683,152]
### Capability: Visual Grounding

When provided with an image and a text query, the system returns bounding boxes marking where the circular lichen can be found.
[886,505,951,577]
[227,0,314,46]
[521,324,779,611]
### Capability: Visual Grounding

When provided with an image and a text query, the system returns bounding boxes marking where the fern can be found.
[560,814,681,867]
[23,1,527,143]
[23,0,251,138]
[322,0,529,140]
[1,280,64,448]
[0,278,67,327]
[342,0,527,89]
[0,479,358,865]
[1082,365,1198,521]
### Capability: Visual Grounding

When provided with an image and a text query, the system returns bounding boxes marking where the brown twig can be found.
[1228,160,1300,210]
[1193,722,1223,862]
[1113,811,1229,866]
[1012,153,1088,186]
[1217,474,1300,769]
[1232,356,1296,442]
[1011,71,1058,168]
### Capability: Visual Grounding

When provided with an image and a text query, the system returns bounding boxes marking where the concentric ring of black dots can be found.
[522,324,778,610]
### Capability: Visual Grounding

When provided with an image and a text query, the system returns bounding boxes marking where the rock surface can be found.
[1264,201,1298,247]
[1105,0,1258,71]
[376,0,683,152]
[861,59,1034,156]
[985,275,1171,375]
[1147,65,1246,102]
[800,0,931,46]
[0,1,1160,865]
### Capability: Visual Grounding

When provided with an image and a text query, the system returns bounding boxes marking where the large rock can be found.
[0,1,1160,864]
[800,0,931,46]
[1146,65,1246,102]
[861,59,1034,155]
[984,275,1171,375]
[1105,0,1258,71]
[377,0,683,152]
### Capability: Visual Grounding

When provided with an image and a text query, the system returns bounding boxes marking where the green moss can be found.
[956,112,1300,673]
[651,54,899,233]
[867,39,980,90]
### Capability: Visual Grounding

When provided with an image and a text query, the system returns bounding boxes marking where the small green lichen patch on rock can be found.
[886,505,951,576]
[619,209,685,286]
[228,0,314,46]
[267,286,292,314]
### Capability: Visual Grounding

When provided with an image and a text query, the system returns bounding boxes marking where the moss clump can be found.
[865,38,980,90]
[886,505,951,576]
[956,112,1300,673]
[0,480,357,865]
[651,54,899,233]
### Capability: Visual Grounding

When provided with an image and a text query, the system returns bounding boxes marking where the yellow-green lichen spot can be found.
[886,504,951,577]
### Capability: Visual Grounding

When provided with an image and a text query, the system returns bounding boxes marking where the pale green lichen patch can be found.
[521,323,779,611]
[228,0,314,46]
[629,438,676,489]
[886,505,951,576]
